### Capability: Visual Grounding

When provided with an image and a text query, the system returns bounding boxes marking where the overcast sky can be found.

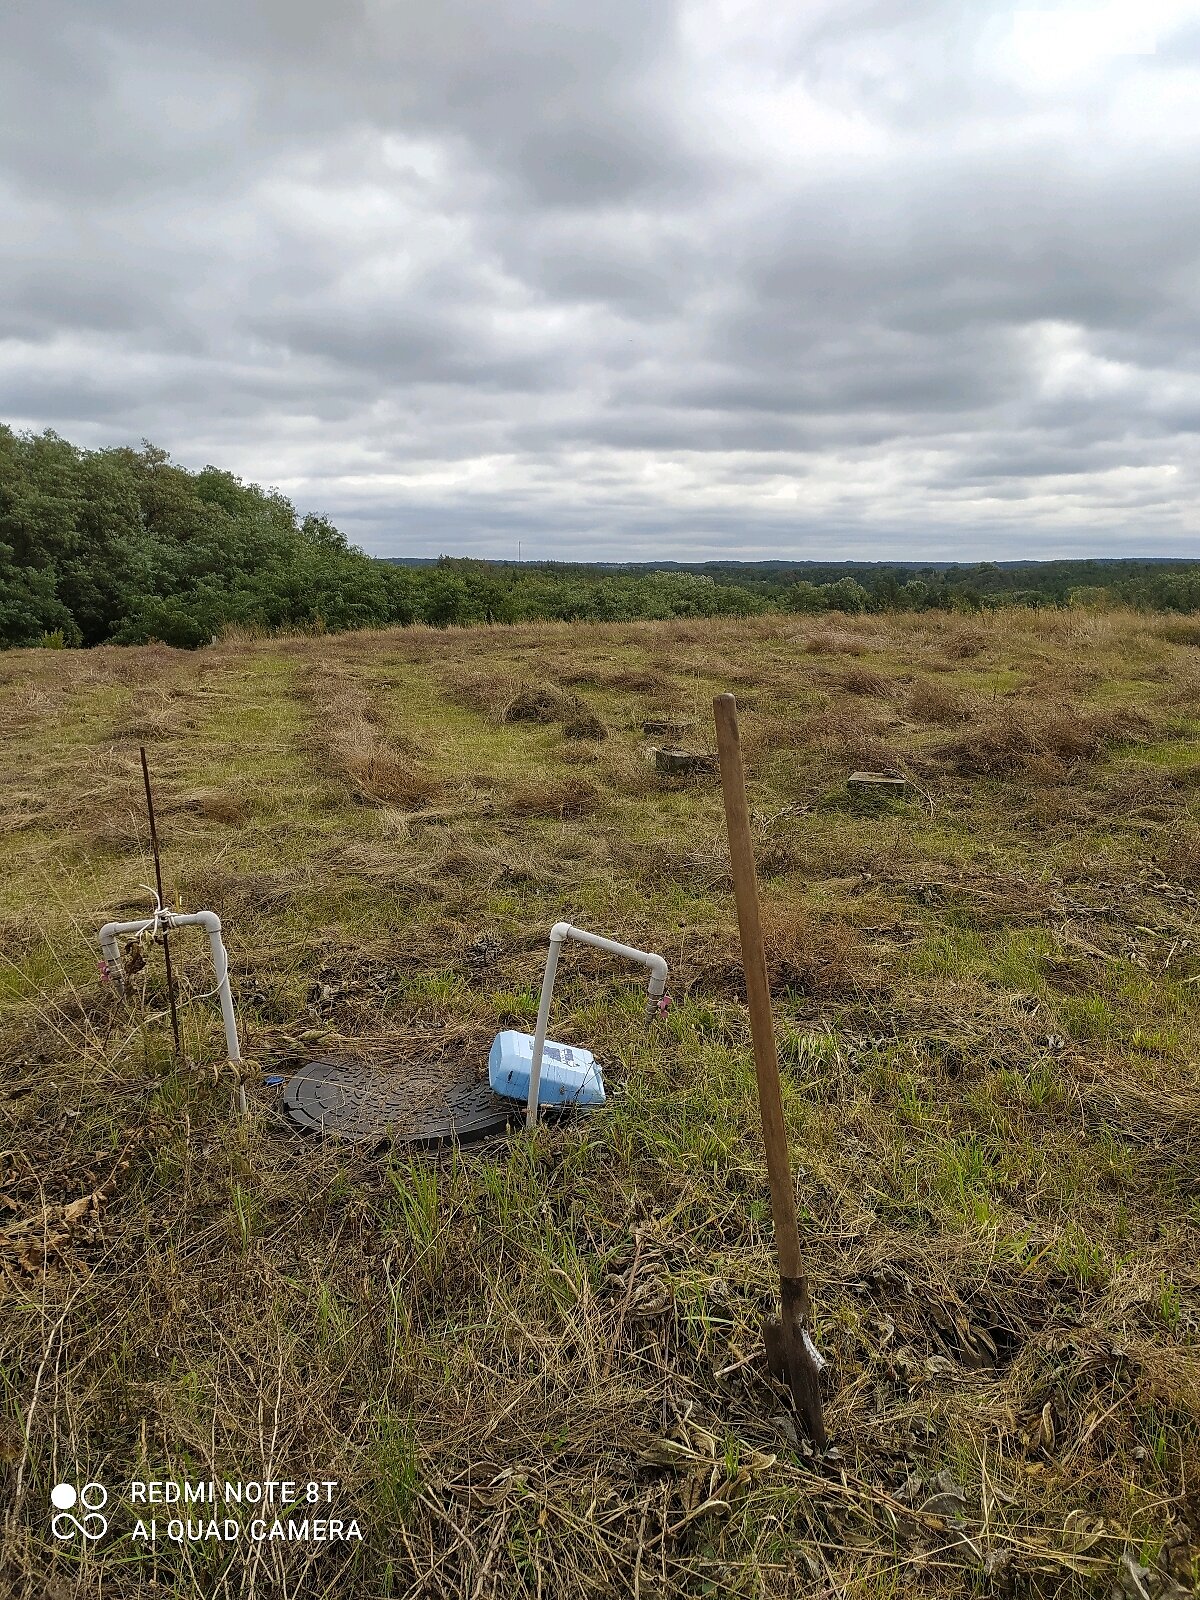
[2,2,1199,561]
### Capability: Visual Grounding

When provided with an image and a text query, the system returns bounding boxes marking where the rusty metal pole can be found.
[713,693,827,1447]
[140,746,181,1059]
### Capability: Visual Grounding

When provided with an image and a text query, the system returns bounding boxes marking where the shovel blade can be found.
[764,1316,787,1382]
[763,1292,828,1449]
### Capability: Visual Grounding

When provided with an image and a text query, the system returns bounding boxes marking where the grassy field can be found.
[1,608,1198,1599]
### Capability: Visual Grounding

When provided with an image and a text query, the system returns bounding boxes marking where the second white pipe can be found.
[525,922,668,1127]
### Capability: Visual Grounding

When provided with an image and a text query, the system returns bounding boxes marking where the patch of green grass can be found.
[1058,994,1118,1041]
[989,927,1054,990]
[909,928,989,981]
[372,1409,423,1520]
[1156,1277,1184,1332]
[996,1059,1064,1109]
[1052,1222,1110,1288]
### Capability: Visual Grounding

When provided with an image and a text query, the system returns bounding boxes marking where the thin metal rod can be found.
[140,746,181,1058]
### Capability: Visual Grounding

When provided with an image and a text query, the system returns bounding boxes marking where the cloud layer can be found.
[3,0,1199,559]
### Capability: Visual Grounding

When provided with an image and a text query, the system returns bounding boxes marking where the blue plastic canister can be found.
[488,1030,606,1107]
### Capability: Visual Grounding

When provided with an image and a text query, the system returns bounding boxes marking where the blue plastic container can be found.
[488,1030,606,1107]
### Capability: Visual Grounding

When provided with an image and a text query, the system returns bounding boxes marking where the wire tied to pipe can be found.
[119,886,232,1009]
[108,896,240,1030]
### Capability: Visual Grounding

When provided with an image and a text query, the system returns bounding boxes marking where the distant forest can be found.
[3,426,1200,648]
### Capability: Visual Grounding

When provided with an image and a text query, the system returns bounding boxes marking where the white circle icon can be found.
[50,1482,108,1541]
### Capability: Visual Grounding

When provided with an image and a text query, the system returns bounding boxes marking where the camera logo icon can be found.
[50,1482,108,1541]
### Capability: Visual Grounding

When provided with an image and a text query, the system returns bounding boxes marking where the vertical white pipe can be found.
[525,933,564,1128]
[174,912,240,1064]
[98,929,124,990]
[207,924,240,1063]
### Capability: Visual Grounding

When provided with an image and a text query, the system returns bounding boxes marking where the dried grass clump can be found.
[559,739,602,766]
[441,666,518,720]
[936,701,1144,778]
[346,746,444,809]
[597,742,659,797]
[701,904,871,1000]
[1156,620,1200,648]
[303,669,444,809]
[89,642,188,683]
[178,862,313,920]
[84,806,147,854]
[1159,823,1200,884]
[0,682,60,735]
[561,709,607,740]
[798,708,902,773]
[834,665,891,697]
[560,662,673,696]
[0,789,51,835]
[161,786,249,825]
[738,710,822,757]
[1095,766,1177,822]
[620,837,731,894]
[115,692,187,741]
[763,903,872,997]
[801,707,893,749]
[609,666,677,694]
[805,629,866,657]
[905,678,968,724]
[1152,659,1200,710]
[501,775,602,819]
[335,831,531,899]
[503,683,574,724]
[940,626,989,661]
[442,666,585,726]
[947,627,985,659]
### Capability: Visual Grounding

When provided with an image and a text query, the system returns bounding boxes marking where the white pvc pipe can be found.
[525,922,669,1128]
[98,909,240,1063]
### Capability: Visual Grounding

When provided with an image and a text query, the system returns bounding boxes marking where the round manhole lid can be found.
[283,1056,517,1147]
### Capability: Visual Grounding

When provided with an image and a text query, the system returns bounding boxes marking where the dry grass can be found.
[301,668,446,809]
[694,905,875,1003]
[940,627,988,661]
[561,708,607,741]
[499,774,602,819]
[447,669,610,738]
[443,667,564,725]
[159,786,252,826]
[1157,822,1200,884]
[796,706,903,774]
[1,606,1198,1600]
[832,664,893,698]
[934,700,1146,779]
[804,627,867,656]
[1155,620,1200,648]
[905,677,968,725]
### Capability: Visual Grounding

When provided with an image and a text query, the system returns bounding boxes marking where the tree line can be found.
[2,426,1199,648]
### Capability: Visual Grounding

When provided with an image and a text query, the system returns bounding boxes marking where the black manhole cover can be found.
[283,1056,518,1147]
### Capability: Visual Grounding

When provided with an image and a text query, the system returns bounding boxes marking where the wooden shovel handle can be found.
[713,694,807,1291]
[715,693,827,1446]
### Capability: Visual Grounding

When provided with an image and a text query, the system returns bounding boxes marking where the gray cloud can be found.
[2,0,1200,559]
